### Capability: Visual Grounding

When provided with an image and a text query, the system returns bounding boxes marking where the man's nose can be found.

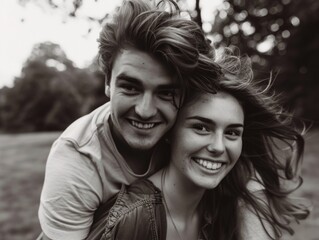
[135,93,157,119]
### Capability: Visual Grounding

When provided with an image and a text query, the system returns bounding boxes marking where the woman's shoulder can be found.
[237,171,266,208]
[246,179,264,193]
[102,180,165,239]
[107,179,162,223]
[246,170,265,192]
[126,178,162,195]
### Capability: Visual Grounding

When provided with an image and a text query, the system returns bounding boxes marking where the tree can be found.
[0,42,106,132]
[14,0,319,125]
[211,0,319,124]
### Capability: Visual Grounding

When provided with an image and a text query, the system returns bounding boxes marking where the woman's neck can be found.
[150,166,205,219]
[150,166,205,240]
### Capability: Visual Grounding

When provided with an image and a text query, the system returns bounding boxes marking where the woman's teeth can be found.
[195,158,223,170]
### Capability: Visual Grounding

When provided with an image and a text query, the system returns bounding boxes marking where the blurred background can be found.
[0,0,318,239]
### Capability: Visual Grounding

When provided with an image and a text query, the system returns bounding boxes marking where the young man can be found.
[38,0,219,239]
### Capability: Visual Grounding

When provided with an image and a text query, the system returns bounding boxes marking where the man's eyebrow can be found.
[117,72,179,89]
[157,84,180,90]
[186,116,244,128]
[116,73,141,85]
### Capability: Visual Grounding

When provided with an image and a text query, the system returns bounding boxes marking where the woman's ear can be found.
[164,132,172,144]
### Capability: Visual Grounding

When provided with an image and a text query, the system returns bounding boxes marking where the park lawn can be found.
[289,129,319,240]
[0,132,61,240]
[0,130,318,240]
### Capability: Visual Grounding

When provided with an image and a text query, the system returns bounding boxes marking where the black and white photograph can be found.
[0,0,318,239]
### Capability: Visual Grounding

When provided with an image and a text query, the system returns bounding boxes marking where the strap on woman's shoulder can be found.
[86,185,125,240]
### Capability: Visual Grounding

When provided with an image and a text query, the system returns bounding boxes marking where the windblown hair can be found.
[196,48,310,240]
[98,0,220,106]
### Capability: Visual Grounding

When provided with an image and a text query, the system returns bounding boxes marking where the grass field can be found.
[0,130,318,240]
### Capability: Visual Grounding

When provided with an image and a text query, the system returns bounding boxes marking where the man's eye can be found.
[158,90,175,100]
[121,85,138,93]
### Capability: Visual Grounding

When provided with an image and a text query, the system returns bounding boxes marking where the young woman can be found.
[86,49,309,240]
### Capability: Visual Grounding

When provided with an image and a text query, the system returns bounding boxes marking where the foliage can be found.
[4,0,319,132]
[210,0,319,125]
[0,42,107,132]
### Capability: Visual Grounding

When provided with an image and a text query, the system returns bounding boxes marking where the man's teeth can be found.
[131,120,155,129]
[196,158,223,170]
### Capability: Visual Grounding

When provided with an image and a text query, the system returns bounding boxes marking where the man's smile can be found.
[129,119,160,129]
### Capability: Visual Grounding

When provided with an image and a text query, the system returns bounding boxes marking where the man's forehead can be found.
[116,71,179,89]
[116,48,171,70]
[111,47,180,88]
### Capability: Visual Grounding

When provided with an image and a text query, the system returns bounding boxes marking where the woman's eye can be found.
[226,129,242,139]
[193,124,209,133]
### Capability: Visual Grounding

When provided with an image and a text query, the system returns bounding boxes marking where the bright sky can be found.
[0,0,222,88]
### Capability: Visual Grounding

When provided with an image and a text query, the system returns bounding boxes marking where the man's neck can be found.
[109,118,153,174]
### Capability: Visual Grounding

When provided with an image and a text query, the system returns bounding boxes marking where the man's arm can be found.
[38,139,103,240]
[41,233,52,240]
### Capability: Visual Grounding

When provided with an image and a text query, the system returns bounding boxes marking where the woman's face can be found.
[170,91,244,189]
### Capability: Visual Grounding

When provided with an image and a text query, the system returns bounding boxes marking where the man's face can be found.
[107,47,180,151]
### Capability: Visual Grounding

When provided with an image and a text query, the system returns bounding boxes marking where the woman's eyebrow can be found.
[185,116,214,124]
[186,116,244,128]
[228,124,244,128]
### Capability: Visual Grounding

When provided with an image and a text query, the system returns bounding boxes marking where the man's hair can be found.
[98,0,220,105]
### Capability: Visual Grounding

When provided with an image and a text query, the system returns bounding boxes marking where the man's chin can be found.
[126,138,158,151]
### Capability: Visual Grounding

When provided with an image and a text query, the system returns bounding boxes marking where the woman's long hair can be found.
[198,48,310,240]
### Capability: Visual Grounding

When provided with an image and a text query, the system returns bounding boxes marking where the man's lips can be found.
[129,119,161,129]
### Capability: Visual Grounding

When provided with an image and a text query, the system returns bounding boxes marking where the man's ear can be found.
[105,77,111,98]
[105,85,110,98]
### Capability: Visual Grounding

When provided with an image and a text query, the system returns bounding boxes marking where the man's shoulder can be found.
[59,102,111,147]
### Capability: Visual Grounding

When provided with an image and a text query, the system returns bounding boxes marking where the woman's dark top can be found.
[86,179,213,240]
